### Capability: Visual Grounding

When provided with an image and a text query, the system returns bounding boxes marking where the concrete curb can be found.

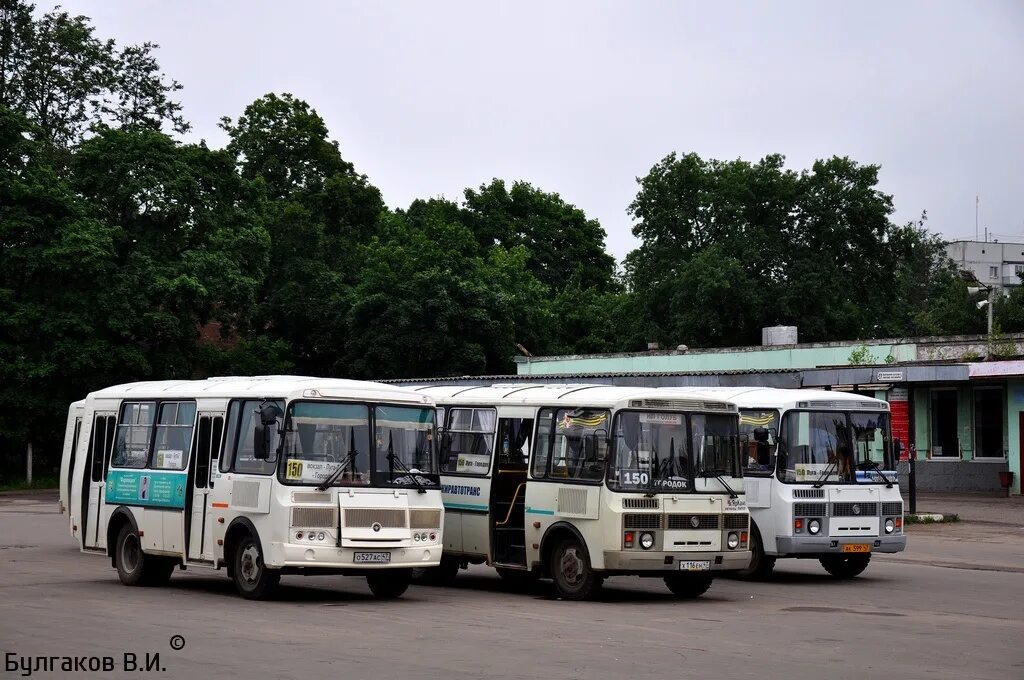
[905,512,959,523]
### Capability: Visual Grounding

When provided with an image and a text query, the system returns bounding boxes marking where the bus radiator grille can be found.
[623,513,663,530]
[343,508,407,529]
[831,502,879,517]
[881,502,903,516]
[793,503,827,517]
[291,507,337,528]
[409,509,442,529]
[723,514,749,530]
[666,514,720,530]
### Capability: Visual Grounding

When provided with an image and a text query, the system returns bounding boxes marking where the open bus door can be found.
[185,414,224,563]
[83,413,115,550]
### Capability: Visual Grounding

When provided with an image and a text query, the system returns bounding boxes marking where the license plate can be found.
[353,551,391,564]
[679,560,711,571]
[842,544,871,553]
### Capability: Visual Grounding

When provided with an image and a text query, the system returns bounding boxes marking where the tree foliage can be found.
[625,152,971,348]
[0,0,994,480]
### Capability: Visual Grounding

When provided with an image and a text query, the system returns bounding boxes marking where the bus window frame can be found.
[529,405,611,487]
[439,405,497,478]
[109,400,197,473]
[221,398,284,477]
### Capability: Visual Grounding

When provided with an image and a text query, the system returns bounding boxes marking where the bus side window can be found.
[67,418,82,496]
[90,415,115,482]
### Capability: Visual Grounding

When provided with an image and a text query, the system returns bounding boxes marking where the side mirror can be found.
[253,403,280,461]
[753,427,769,443]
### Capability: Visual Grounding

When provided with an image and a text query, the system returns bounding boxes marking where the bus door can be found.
[186,413,224,563]
[83,412,116,550]
[490,417,533,566]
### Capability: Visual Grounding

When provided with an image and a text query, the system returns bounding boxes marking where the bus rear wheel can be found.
[550,537,601,600]
[114,524,174,587]
[232,534,280,600]
[820,554,871,578]
[664,573,713,598]
[366,568,412,599]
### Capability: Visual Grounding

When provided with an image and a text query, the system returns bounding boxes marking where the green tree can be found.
[70,126,271,377]
[0,106,117,465]
[344,211,549,378]
[0,1,188,150]
[463,179,617,293]
[626,151,957,347]
[221,93,385,375]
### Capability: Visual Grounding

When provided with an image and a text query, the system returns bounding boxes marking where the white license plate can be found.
[679,560,711,572]
[354,552,391,564]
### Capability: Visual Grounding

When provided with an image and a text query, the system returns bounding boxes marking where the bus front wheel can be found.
[366,568,412,599]
[114,524,173,587]
[820,554,871,578]
[664,573,713,598]
[232,534,280,600]
[736,526,775,580]
[550,537,601,600]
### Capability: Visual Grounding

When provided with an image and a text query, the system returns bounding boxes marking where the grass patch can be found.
[0,476,59,493]
[904,513,960,524]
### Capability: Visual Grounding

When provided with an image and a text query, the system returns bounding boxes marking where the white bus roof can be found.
[669,387,888,411]
[411,383,737,412]
[81,376,433,406]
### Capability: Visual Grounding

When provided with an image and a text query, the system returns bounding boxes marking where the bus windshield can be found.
[374,405,439,487]
[281,402,372,486]
[777,410,894,484]
[608,411,739,492]
[279,402,439,487]
[691,414,742,479]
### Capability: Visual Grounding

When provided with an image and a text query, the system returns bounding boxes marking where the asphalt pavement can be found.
[1,491,1022,680]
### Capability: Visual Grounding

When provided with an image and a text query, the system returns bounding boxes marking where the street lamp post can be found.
[963,271,995,338]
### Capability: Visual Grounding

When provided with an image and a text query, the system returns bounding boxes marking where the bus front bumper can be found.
[267,542,442,569]
[602,550,752,573]
[775,535,907,555]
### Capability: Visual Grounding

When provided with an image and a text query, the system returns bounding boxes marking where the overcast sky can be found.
[55,1,1024,261]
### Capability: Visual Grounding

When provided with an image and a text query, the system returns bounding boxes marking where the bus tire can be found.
[664,573,713,598]
[819,554,870,578]
[735,525,775,580]
[114,524,173,587]
[550,537,601,600]
[366,568,412,599]
[231,533,280,600]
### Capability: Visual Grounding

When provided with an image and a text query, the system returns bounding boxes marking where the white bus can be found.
[685,387,906,578]
[59,376,443,599]
[412,384,751,600]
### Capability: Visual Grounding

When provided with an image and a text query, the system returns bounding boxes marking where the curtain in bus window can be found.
[547,408,609,482]
[153,402,196,470]
[113,402,156,468]
[375,405,435,474]
[442,408,495,474]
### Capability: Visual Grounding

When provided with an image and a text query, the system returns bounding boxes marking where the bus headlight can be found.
[727,532,739,549]
[884,519,895,534]
[639,532,655,550]
[808,519,821,535]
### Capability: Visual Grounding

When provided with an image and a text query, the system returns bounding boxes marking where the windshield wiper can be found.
[316,450,358,491]
[316,426,360,491]
[857,459,895,488]
[813,457,840,488]
[386,432,428,494]
[645,442,660,497]
[699,468,738,499]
